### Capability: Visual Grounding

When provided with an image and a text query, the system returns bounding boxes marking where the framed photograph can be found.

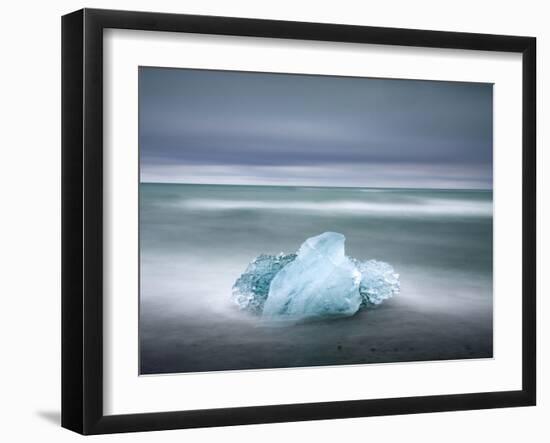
[62,8,536,435]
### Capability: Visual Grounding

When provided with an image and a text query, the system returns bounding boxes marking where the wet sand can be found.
[140,291,492,374]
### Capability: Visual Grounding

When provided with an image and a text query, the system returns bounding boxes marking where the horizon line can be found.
[139,181,492,192]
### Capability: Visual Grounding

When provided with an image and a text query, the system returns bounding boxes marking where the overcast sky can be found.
[139,67,493,189]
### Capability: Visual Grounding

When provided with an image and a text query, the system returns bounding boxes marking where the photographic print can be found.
[139,67,493,375]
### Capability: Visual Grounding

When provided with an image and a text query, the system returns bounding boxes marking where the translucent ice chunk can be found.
[232,253,296,314]
[231,232,400,320]
[353,259,400,307]
[262,232,362,320]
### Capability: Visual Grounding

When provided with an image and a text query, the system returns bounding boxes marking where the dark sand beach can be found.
[140,295,492,374]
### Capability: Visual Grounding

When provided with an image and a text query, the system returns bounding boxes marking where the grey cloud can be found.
[139,67,493,189]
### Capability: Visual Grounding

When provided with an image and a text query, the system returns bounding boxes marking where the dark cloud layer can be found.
[139,67,492,188]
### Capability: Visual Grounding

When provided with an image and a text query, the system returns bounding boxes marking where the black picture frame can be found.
[62,8,536,435]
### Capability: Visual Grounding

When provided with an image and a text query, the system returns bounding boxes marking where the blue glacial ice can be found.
[354,259,401,307]
[232,232,400,321]
[231,253,297,314]
[263,232,362,319]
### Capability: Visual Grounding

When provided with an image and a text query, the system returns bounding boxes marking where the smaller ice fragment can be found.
[231,253,296,314]
[354,259,400,307]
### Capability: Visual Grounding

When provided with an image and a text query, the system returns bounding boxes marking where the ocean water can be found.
[139,183,493,374]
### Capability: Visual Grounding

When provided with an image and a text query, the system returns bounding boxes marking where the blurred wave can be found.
[177,197,492,217]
